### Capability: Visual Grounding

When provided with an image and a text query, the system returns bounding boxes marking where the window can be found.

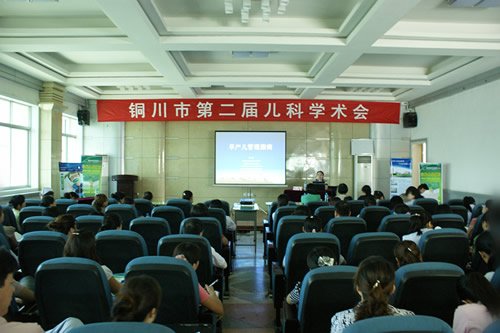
[0,97,38,191]
[61,114,83,163]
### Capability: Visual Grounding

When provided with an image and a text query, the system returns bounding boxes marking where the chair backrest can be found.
[204,199,231,216]
[107,198,118,205]
[276,215,306,263]
[346,200,365,217]
[151,206,185,234]
[130,217,171,255]
[75,215,104,235]
[347,232,399,266]
[266,201,278,226]
[104,204,137,230]
[414,198,439,215]
[471,203,484,219]
[306,201,328,216]
[35,257,112,329]
[314,206,336,228]
[133,198,154,217]
[67,204,98,217]
[378,214,411,239]
[298,266,359,333]
[377,199,392,209]
[166,199,192,218]
[207,207,227,234]
[359,206,391,232]
[272,206,297,235]
[419,229,469,269]
[342,315,453,333]
[125,256,200,325]
[490,267,500,293]
[18,231,67,276]
[180,217,222,254]
[25,198,42,207]
[408,205,426,216]
[68,322,175,333]
[95,230,147,273]
[19,206,45,228]
[2,205,18,231]
[157,234,214,286]
[447,199,464,206]
[431,213,465,230]
[22,216,53,233]
[393,262,464,325]
[55,198,77,215]
[325,217,367,258]
[284,233,340,291]
[449,205,468,224]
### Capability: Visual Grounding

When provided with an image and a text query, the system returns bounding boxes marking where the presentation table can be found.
[233,203,259,253]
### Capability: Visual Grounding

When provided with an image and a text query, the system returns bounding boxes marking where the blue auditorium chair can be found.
[207,207,227,234]
[447,198,464,206]
[408,205,426,216]
[431,213,465,230]
[68,322,175,333]
[377,199,392,209]
[275,215,307,266]
[414,198,439,215]
[130,217,170,255]
[166,198,192,218]
[346,232,399,266]
[36,257,112,329]
[204,199,231,216]
[125,256,215,332]
[342,315,453,333]
[19,206,45,229]
[314,206,336,228]
[485,320,500,333]
[378,214,411,239]
[67,204,98,217]
[272,205,297,236]
[419,229,469,269]
[25,198,42,207]
[305,201,328,218]
[157,234,214,286]
[325,217,366,258]
[55,198,77,215]
[393,262,463,325]
[18,231,67,277]
[346,200,365,217]
[104,204,137,230]
[75,215,104,235]
[490,267,500,293]
[22,216,53,233]
[2,205,19,232]
[180,217,223,254]
[359,206,391,232]
[133,198,154,217]
[151,206,185,234]
[95,230,147,273]
[449,205,468,223]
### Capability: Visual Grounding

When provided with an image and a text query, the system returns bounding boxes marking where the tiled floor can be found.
[222,232,275,333]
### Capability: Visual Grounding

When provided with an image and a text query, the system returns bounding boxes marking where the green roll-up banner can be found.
[81,155,103,197]
[419,163,443,203]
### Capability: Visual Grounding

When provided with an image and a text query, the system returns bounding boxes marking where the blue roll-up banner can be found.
[390,158,412,198]
[59,162,83,197]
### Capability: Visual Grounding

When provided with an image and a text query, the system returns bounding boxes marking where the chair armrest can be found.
[272,263,285,309]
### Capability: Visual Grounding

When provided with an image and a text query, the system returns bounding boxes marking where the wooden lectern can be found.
[111,175,138,198]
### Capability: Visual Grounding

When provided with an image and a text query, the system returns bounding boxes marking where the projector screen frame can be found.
[214,130,287,187]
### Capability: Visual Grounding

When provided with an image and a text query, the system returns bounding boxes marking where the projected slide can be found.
[215,131,286,185]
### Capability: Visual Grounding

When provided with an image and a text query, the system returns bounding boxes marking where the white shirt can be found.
[402,228,434,246]
[225,216,236,232]
[211,247,227,269]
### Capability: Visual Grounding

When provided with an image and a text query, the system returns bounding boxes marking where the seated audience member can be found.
[364,196,376,207]
[0,248,83,332]
[292,205,310,216]
[64,230,121,294]
[182,190,193,202]
[393,204,410,215]
[286,246,336,305]
[8,195,26,232]
[272,194,290,223]
[472,212,491,244]
[330,256,414,333]
[389,196,404,210]
[329,196,342,207]
[334,201,350,217]
[337,183,349,200]
[463,196,475,224]
[191,203,229,247]
[173,243,224,317]
[301,184,321,205]
[112,275,161,323]
[357,185,374,201]
[143,191,153,202]
[393,240,422,268]
[92,193,108,215]
[469,201,492,239]
[344,196,353,201]
[471,231,498,277]
[41,189,54,198]
[111,191,125,204]
[209,200,236,232]
[100,213,123,231]
[0,208,18,251]
[41,195,58,218]
[282,216,326,268]
[417,183,432,198]
[404,186,422,205]
[374,191,385,201]
[63,192,79,201]
[435,204,452,214]
[313,171,326,184]
[47,214,77,235]
[402,213,436,246]
[453,272,500,333]
[123,197,140,217]
[182,218,227,270]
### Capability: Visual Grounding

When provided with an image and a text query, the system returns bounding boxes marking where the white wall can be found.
[411,78,500,197]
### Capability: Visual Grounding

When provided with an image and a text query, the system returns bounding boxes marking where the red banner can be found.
[97,99,400,124]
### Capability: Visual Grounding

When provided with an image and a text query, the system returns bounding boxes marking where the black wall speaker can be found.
[77,109,90,126]
[403,112,417,128]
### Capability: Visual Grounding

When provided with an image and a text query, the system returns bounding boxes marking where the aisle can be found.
[222,232,275,333]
